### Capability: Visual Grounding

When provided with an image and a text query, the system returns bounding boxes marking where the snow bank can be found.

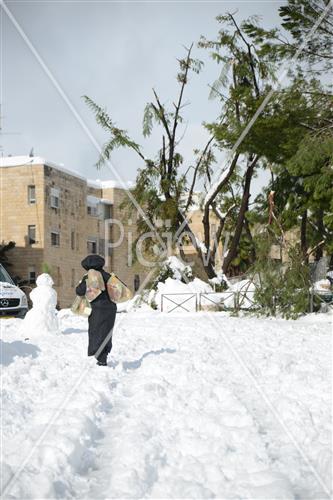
[223,279,256,309]
[155,276,212,312]
[152,257,257,311]
[313,279,332,294]
[0,338,40,366]
[141,255,212,311]
[130,256,257,312]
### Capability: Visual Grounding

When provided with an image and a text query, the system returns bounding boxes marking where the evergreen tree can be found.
[199,12,330,274]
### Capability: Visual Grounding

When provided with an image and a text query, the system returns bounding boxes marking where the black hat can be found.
[81,254,105,271]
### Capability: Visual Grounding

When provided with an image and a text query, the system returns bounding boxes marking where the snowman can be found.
[20,273,60,339]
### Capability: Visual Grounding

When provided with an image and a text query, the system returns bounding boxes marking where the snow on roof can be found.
[0,156,87,182]
[86,195,101,205]
[87,178,134,189]
[0,156,86,181]
[0,156,131,191]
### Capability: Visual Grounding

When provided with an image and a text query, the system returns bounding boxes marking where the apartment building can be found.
[0,156,147,307]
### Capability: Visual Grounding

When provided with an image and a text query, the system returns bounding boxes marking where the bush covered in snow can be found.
[208,270,230,292]
[151,256,193,289]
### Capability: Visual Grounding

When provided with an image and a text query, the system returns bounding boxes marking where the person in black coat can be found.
[76,254,117,366]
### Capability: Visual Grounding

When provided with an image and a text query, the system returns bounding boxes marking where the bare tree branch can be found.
[185,136,215,212]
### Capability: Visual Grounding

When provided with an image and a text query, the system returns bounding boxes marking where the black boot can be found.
[96,360,107,366]
[96,352,108,366]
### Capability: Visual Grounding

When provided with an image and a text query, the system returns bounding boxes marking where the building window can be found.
[50,187,60,208]
[134,274,140,292]
[87,239,97,254]
[28,266,36,284]
[87,196,99,217]
[28,185,36,204]
[87,205,98,216]
[28,225,36,244]
[71,269,75,288]
[103,204,112,220]
[71,231,75,250]
[51,231,60,247]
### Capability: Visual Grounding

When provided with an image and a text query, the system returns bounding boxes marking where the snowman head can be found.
[36,273,54,287]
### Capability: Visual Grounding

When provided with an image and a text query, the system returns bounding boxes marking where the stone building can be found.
[0,156,147,307]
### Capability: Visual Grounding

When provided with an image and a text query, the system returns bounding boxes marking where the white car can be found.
[0,264,28,318]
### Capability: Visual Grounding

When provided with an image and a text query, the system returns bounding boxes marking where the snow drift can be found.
[1,310,331,499]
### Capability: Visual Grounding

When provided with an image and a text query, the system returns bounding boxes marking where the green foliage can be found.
[243,0,333,74]
[252,234,310,319]
[204,61,321,163]
[253,121,333,259]
[42,262,52,274]
[83,95,146,168]
[142,101,174,138]
[229,233,255,274]
[177,54,203,83]
[290,131,333,253]
[213,281,228,292]
[251,234,282,315]
[279,246,311,318]
[0,241,15,268]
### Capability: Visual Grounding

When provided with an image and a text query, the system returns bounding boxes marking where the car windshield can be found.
[0,265,15,285]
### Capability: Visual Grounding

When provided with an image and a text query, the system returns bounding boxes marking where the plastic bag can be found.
[85,269,105,302]
[71,295,92,317]
[107,273,133,303]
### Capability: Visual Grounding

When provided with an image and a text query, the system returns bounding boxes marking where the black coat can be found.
[76,255,117,357]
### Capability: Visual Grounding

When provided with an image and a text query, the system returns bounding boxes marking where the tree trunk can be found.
[222,156,258,274]
[244,218,256,264]
[202,153,240,255]
[203,258,217,279]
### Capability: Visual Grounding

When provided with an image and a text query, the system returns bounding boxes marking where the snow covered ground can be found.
[1,310,332,499]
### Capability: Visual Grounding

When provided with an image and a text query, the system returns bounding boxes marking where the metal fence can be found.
[309,288,333,312]
[161,289,333,313]
[161,293,198,313]
[161,291,257,313]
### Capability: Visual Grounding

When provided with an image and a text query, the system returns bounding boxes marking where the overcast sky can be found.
[2,1,284,191]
